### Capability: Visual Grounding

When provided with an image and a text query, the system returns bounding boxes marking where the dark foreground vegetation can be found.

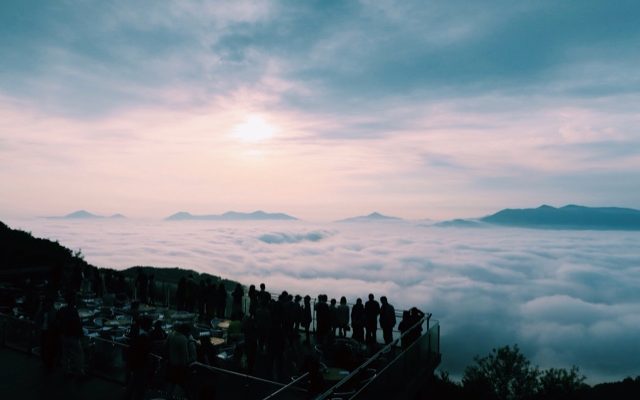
[425,345,639,399]
[2,220,639,398]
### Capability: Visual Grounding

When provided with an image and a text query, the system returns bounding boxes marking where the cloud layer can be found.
[7,218,640,383]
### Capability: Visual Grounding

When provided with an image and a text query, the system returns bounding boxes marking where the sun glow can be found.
[231,115,277,142]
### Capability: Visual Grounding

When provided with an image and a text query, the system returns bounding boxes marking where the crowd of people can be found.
[22,269,428,400]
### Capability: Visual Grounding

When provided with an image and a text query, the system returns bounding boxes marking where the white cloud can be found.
[6,218,640,383]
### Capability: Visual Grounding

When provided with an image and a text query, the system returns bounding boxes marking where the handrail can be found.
[314,314,430,400]
[190,361,296,388]
[261,372,310,400]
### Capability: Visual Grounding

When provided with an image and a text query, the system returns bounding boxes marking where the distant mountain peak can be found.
[338,212,402,223]
[165,210,297,221]
[65,210,97,218]
[481,204,640,230]
[47,210,126,219]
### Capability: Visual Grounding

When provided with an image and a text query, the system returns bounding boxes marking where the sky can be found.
[2,0,640,221]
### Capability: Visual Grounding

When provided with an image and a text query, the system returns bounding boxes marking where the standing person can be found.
[329,298,338,338]
[198,280,207,319]
[397,311,411,350]
[351,298,365,343]
[267,295,285,380]
[379,296,396,345]
[407,307,425,345]
[259,283,271,304]
[205,278,217,320]
[166,323,196,399]
[351,297,365,343]
[216,282,227,318]
[58,292,85,378]
[35,297,59,371]
[314,295,330,345]
[242,314,258,373]
[255,297,271,353]
[231,283,244,320]
[293,295,303,332]
[301,295,313,344]
[248,284,258,317]
[364,293,380,344]
[125,316,153,400]
[337,296,350,338]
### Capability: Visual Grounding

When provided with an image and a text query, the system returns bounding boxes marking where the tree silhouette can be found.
[463,345,539,400]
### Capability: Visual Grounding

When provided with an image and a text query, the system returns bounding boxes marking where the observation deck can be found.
[0,286,440,400]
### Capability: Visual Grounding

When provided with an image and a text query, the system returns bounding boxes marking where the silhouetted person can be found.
[216,282,227,318]
[337,296,350,337]
[259,282,270,304]
[150,320,168,341]
[58,292,85,378]
[379,296,396,345]
[242,314,258,373]
[35,296,58,371]
[267,295,285,380]
[283,292,296,338]
[397,311,411,350]
[255,298,271,353]
[248,284,258,317]
[351,298,365,342]
[315,294,330,345]
[125,316,153,400]
[205,279,217,320]
[329,298,338,337]
[364,293,380,344]
[301,295,313,344]
[303,354,325,394]
[231,283,244,320]
[166,323,196,399]
[293,294,302,332]
[406,307,425,346]
[197,335,217,366]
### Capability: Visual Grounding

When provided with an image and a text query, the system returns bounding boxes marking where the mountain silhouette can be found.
[480,204,640,230]
[435,219,486,228]
[165,210,297,221]
[337,212,402,223]
[47,210,126,219]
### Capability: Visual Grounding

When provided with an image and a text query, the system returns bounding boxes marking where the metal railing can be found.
[315,315,440,400]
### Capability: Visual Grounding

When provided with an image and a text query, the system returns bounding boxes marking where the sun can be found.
[231,115,277,142]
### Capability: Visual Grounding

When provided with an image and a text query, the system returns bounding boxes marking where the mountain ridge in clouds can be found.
[337,212,403,223]
[478,204,640,230]
[435,218,487,228]
[165,210,297,221]
[46,210,126,220]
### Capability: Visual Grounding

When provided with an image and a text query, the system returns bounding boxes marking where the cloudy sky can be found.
[2,1,640,220]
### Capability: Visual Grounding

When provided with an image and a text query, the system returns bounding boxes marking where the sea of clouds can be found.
[6,218,640,383]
